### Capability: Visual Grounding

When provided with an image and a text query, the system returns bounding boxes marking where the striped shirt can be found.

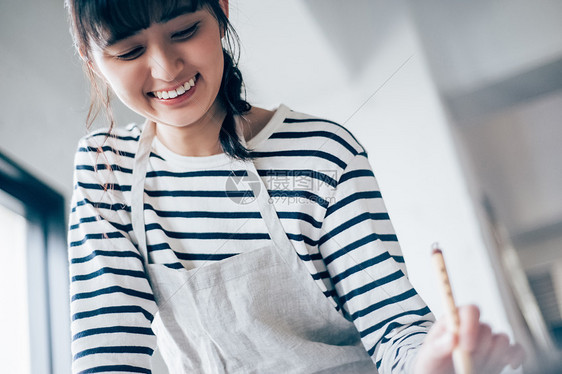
[68,104,434,373]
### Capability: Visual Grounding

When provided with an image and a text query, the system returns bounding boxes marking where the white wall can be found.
[408,0,562,94]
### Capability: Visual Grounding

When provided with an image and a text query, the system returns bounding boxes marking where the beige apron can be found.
[131,121,377,373]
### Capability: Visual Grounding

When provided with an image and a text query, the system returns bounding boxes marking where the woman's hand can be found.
[413,305,525,374]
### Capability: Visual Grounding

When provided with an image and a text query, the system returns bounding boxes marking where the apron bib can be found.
[131,121,377,373]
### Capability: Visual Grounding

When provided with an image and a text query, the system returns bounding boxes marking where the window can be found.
[0,152,69,374]
[0,191,30,373]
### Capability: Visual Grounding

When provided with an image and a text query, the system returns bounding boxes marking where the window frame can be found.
[0,151,70,374]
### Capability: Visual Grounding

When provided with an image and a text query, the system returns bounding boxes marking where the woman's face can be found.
[90,7,225,129]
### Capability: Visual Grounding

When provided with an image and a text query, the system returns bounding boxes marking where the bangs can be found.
[81,0,204,48]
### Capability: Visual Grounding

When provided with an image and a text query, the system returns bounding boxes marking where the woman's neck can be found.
[153,106,275,157]
[154,105,226,157]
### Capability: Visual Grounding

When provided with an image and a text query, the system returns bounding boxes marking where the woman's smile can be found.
[149,75,197,100]
[148,74,198,106]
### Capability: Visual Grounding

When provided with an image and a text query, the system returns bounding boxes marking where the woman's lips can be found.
[150,75,197,100]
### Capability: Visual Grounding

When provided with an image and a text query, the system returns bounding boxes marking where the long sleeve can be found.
[317,152,434,373]
[68,138,157,373]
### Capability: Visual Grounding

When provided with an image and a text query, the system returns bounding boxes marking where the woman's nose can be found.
[148,44,184,82]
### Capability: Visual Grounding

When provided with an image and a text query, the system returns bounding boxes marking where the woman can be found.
[66,0,525,373]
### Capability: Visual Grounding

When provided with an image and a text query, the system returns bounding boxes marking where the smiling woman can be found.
[64,1,525,373]
[91,8,227,156]
[67,0,252,159]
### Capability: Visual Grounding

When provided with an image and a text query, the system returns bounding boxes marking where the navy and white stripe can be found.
[68,105,433,373]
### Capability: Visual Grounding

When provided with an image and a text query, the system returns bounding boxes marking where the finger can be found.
[425,318,457,359]
[433,331,457,358]
[471,323,493,371]
[508,343,526,369]
[480,333,511,374]
[458,304,480,351]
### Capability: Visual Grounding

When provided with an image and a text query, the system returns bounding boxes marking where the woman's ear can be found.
[219,0,229,39]
[220,0,229,19]
[80,51,107,83]
[79,50,97,75]
[85,60,103,80]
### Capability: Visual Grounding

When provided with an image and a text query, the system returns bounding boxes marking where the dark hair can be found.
[65,0,253,160]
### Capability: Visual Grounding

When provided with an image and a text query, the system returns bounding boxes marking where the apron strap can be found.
[235,120,294,259]
[243,161,295,261]
[131,120,155,264]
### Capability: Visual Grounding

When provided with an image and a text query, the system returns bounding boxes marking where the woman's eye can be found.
[116,47,144,60]
[172,24,198,40]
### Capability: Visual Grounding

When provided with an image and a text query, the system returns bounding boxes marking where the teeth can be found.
[153,76,197,100]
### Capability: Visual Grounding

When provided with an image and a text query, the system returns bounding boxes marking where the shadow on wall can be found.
[302,0,403,76]
[528,357,562,374]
